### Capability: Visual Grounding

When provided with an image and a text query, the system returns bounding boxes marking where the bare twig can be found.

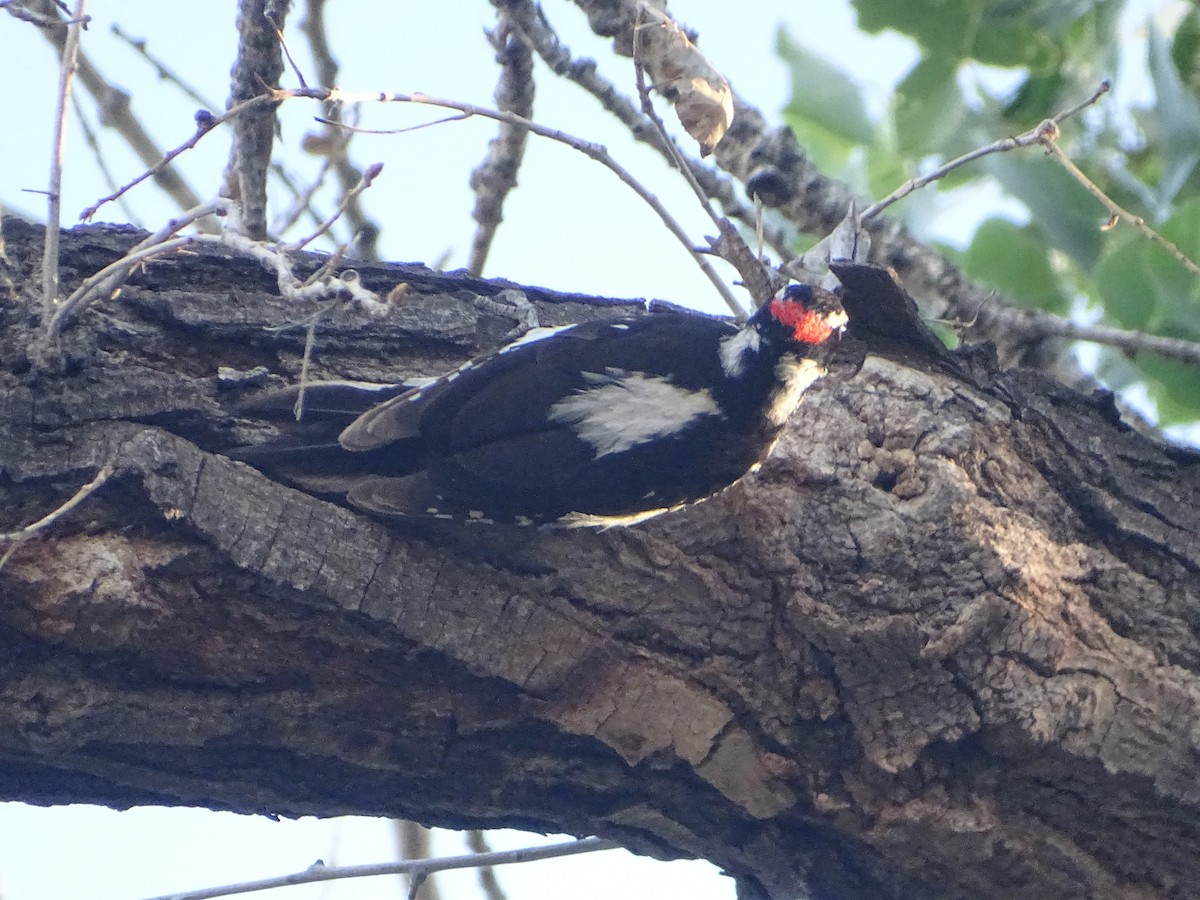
[859,81,1113,224]
[286,238,361,421]
[137,837,620,900]
[468,8,535,276]
[46,198,231,339]
[80,92,276,221]
[109,22,220,112]
[40,0,86,322]
[981,305,1200,366]
[632,7,718,224]
[27,0,207,223]
[285,161,383,251]
[0,463,113,573]
[632,10,769,312]
[1036,122,1200,277]
[502,0,792,262]
[312,86,744,316]
[70,91,142,226]
[271,20,307,90]
[465,830,508,900]
[298,0,382,260]
[268,157,334,235]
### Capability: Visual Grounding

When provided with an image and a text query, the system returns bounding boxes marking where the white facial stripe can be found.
[548,372,720,457]
[767,357,825,426]
[719,328,759,378]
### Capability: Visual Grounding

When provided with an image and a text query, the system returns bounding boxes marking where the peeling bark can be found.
[1,218,1199,900]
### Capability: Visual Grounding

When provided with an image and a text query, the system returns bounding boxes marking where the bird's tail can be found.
[228,381,424,494]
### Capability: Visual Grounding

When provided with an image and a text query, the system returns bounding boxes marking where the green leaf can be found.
[1148,24,1200,207]
[1095,238,1156,331]
[864,149,911,203]
[1139,356,1200,425]
[972,22,1056,69]
[893,56,967,156]
[1171,9,1200,87]
[929,321,962,349]
[985,153,1104,269]
[1149,197,1200,335]
[1002,71,1067,123]
[962,218,1069,313]
[777,28,875,150]
[1096,199,1200,336]
[852,0,974,59]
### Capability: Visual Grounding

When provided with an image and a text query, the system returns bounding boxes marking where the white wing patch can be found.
[767,357,825,426]
[548,371,720,457]
[718,328,759,378]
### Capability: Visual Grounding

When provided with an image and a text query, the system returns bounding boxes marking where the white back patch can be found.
[549,372,720,457]
[719,328,759,378]
[767,357,825,426]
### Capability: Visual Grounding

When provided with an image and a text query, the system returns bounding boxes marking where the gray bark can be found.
[2,217,1199,900]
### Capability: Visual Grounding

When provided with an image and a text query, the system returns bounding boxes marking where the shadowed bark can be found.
[2,217,1199,900]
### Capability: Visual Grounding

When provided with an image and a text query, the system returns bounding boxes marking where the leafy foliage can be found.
[778,0,1200,426]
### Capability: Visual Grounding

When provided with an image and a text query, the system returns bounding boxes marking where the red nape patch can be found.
[769,299,834,345]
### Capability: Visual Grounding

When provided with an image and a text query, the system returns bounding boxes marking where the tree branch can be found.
[2,218,1199,900]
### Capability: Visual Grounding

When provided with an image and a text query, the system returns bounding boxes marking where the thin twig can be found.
[0,463,113,573]
[632,4,780,309]
[272,22,308,89]
[109,22,220,112]
[982,305,1200,365]
[631,7,720,229]
[859,81,1113,224]
[309,86,744,316]
[47,198,230,338]
[465,831,507,900]
[80,92,275,221]
[29,0,207,224]
[1037,124,1200,277]
[285,161,383,251]
[298,0,382,261]
[631,30,773,313]
[268,157,334,235]
[138,837,620,900]
[40,0,87,323]
[502,0,791,262]
[70,91,143,226]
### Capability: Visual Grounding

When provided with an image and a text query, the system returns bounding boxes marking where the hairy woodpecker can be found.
[234,284,847,527]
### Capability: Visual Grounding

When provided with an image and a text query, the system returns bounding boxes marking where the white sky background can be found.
[0,1,1175,898]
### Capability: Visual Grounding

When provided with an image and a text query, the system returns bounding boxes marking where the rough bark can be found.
[2,217,1199,900]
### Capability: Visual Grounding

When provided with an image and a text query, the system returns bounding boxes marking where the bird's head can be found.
[761,283,847,346]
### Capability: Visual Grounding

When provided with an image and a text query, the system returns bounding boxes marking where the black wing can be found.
[235,312,754,524]
[344,313,745,522]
